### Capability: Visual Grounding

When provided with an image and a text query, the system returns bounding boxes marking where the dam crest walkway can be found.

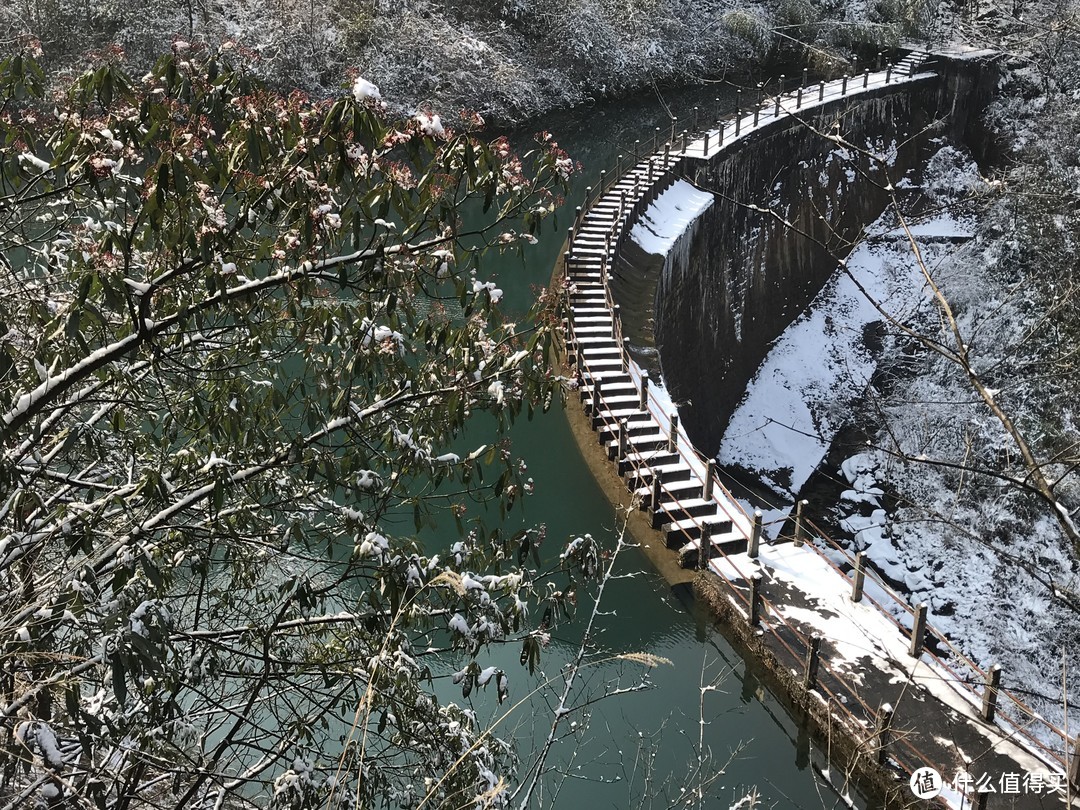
[560,48,1080,808]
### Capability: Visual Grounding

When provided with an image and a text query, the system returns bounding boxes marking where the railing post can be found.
[796,86,803,109]
[753,106,760,127]
[802,67,808,88]
[735,115,741,136]
[803,633,822,689]
[756,81,763,107]
[852,551,866,602]
[653,128,661,152]
[980,663,1002,723]
[886,63,893,83]
[611,304,620,339]
[663,141,670,164]
[775,76,784,116]
[648,159,655,183]
[704,458,715,501]
[909,602,928,657]
[841,74,848,95]
[909,58,916,77]
[615,153,623,177]
[749,510,763,558]
[692,106,699,132]
[652,473,663,513]
[793,499,807,547]
[703,131,710,155]
[618,419,628,461]
[680,130,687,154]
[875,704,893,764]
[1070,739,1080,791]
[876,51,883,71]
[699,522,711,571]
[634,139,641,161]
[718,121,724,144]
[667,412,679,452]
[735,89,742,116]
[669,116,677,143]
[818,80,825,101]
[590,378,601,418]
[750,572,763,626]
[619,191,626,220]
[639,370,649,410]
[622,336,631,365]
[598,169,606,193]
[863,69,870,88]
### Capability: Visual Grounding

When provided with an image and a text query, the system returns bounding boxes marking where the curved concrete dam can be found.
[617,55,998,455]
[559,49,1080,809]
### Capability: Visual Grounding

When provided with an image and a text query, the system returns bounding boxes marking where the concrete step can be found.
[677,529,748,567]
[577,353,622,367]
[603,404,658,423]
[566,264,604,276]
[575,335,618,348]
[575,329,617,343]
[578,371,630,384]
[598,415,655,442]
[578,364,625,380]
[583,380,636,398]
[620,432,671,453]
[566,295,605,307]
[566,280,605,291]
[593,393,640,409]
[588,394,641,417]
[652,497,719,528]
[663,516,734,544]
[581,350,630,365]
[577,356,623,370]
[576,358,624,373]
[625,461,690,485]
[634,477,703,506]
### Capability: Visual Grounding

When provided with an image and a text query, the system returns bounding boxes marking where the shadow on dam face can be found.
[610,57,1000,457]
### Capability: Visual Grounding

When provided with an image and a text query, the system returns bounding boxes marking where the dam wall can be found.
[645,57,998,451]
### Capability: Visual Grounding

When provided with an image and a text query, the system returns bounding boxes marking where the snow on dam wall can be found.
[649,57,999,454]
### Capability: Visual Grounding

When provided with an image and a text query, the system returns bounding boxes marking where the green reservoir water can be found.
[459,86,871,808]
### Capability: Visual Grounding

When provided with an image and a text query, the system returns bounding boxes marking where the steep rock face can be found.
[650,58,997,453]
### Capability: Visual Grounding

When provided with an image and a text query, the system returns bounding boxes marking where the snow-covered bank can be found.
[716,192,972,516]
[3,0,926,124]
